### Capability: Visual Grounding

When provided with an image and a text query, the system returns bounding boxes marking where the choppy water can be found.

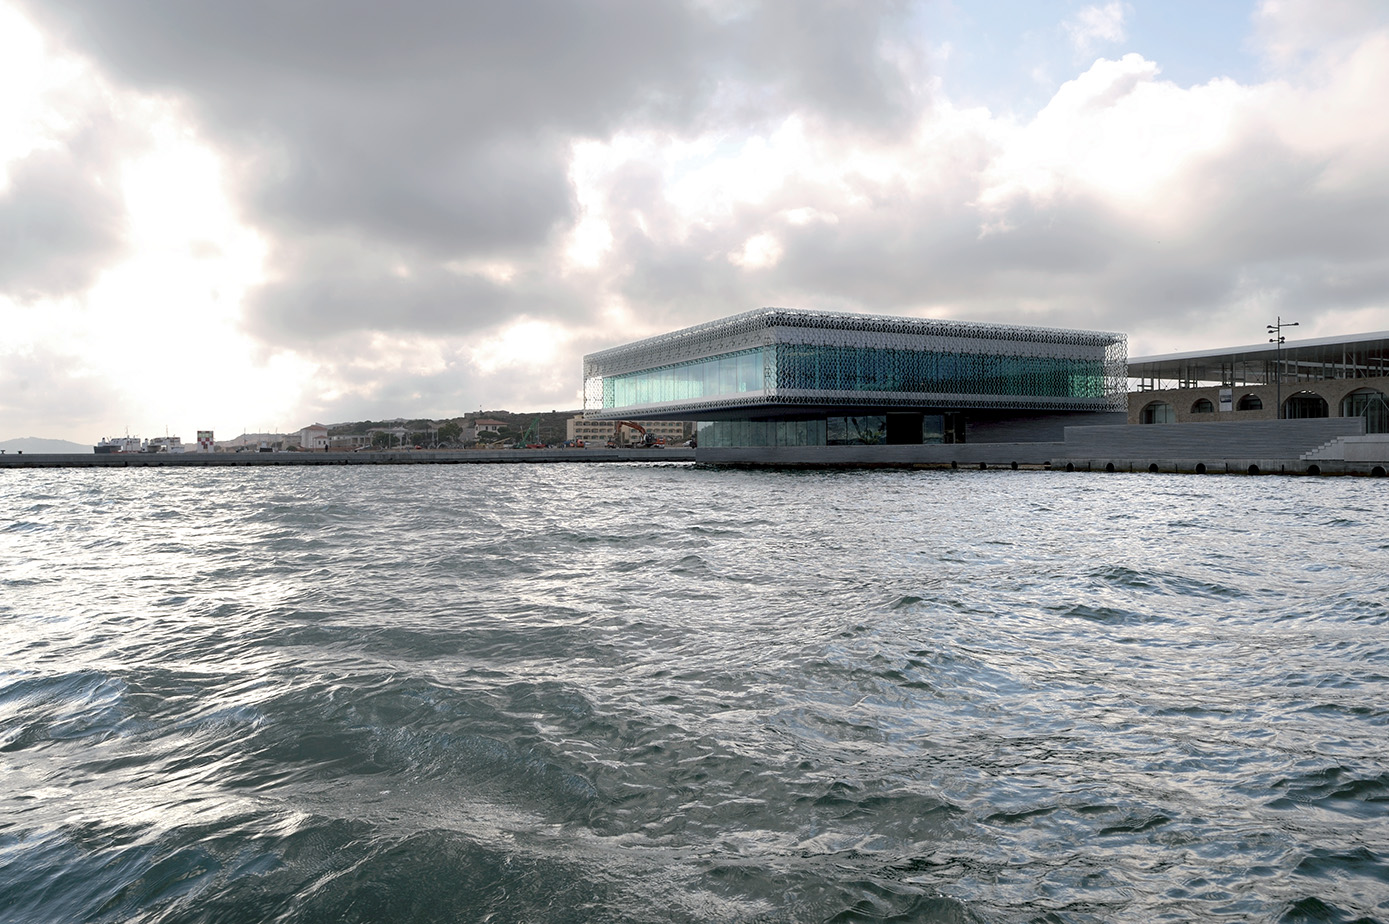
[1,464,1386,923]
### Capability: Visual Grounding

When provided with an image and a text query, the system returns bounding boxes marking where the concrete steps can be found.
[1302,437,1350,461]
[1058,418,1364,461]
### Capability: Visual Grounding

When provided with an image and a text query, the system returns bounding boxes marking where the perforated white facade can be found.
[583,308,1127,420]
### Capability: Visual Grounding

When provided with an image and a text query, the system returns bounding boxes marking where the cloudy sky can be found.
[3,0,1388,442]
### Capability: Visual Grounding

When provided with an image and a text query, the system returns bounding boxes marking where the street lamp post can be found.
[1267,316,1299,419]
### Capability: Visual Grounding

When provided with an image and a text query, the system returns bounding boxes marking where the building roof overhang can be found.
[585,306,1125,372]
[1129,330,1389,384]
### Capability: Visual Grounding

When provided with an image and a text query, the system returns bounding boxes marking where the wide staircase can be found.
[1302,434,1389,461]
[1058,417,1364,461]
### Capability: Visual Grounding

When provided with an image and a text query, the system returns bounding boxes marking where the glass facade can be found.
[1140,401,1175,424]
[697,413,966,447]
[599,341,1115,412]
[826,416,885,445]
[582,309,1129,439]
[768,343,1109,399]
[697,418,828,448]
[603,348,764,409]
[1342,389,1389,434]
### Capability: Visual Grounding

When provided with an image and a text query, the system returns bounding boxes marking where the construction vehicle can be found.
[517,417,544,448]
[609,420,654,448]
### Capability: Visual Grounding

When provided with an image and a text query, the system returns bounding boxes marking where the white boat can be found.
[93,436,143,454]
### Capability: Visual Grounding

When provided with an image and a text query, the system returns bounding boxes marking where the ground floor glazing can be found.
[697,413,967,448]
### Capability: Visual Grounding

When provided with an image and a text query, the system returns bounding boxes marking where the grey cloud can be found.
[713,0,925,132]
[0,347,121,436]
[300,341,581,425]
[250,133,575,253]
[21,0,920,245]
[0,142,129,300]
[17,0,921,354]
[241,234,593,347]
[19,1,709,268]
[305,364,487,425]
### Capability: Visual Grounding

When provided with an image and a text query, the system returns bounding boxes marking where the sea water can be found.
[1,465,1386,922]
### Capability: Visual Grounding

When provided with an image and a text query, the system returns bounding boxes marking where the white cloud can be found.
[0,3,77,184]
[977,54,1250,220]
[1254,0,1385,68]
[1064,3,1128,58]
[729,232,783,269]
[466,318,573,377]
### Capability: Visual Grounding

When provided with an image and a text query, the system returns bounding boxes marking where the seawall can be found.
[0,448,697,469]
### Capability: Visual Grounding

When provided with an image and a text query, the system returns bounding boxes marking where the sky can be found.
[3,0,1389,442]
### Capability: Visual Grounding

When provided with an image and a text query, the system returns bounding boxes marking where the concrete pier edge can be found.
[0,448,696,469]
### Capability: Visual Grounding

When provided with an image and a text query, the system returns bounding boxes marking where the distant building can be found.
[327,434,372,451]
[367,426,409,447]
[566,415,692,446]
[472,418,508,433]
[297,424,329,450]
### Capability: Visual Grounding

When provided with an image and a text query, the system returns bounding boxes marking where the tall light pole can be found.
[1267,316,1299,419]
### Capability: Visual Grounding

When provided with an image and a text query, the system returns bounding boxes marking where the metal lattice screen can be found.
[583,307,1127,417]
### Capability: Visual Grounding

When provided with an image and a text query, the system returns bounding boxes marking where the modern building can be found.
[582,307,1128,450]
[1129,330,1389,432]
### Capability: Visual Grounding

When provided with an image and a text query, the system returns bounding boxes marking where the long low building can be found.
[582,307,1128,453]
[1128,330,1389,432]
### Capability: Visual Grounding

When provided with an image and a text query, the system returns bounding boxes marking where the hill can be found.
[0,437,91,454]
[325,410,582,446]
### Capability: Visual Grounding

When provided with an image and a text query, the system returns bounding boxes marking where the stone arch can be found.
[1237,394,1263,411]
[1341,388,1389,434]
[1283,390,1328,419]
[1140,400,1174,424]
[1191,398,1215,414]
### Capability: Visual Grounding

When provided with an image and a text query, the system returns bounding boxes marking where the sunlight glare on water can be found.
[1,465,1387,922]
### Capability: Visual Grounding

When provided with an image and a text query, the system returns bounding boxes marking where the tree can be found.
[437,421,462,445]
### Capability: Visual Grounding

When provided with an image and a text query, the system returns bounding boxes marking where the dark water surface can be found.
[2,465,1386,923]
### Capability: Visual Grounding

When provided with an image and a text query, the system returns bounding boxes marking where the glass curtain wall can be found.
[696,419,828,448]
[770,343,1108,398]
[604,349,764,410]
[602,343,1110,411]
[697,413,970,447]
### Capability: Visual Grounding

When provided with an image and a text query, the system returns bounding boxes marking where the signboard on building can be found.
[1219,388,1233,412]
